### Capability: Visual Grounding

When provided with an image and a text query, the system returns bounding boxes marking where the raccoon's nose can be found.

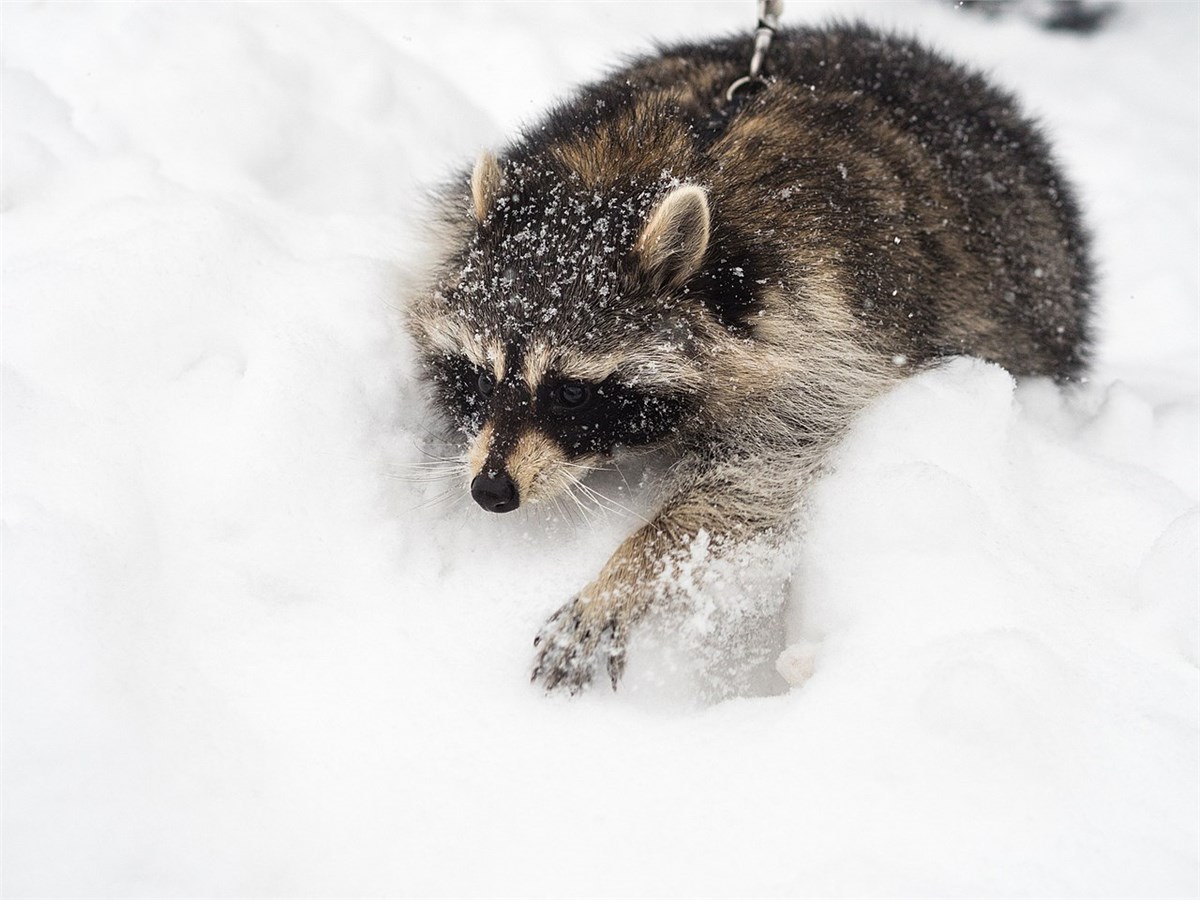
[471,472,520,513]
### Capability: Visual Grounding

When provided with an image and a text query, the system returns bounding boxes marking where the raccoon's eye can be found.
[477,371,496,398]
[555,381,593,410]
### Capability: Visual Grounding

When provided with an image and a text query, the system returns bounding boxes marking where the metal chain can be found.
[726,0,784,101]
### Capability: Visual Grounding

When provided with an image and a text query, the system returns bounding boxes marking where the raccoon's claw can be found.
[531,597,627,695]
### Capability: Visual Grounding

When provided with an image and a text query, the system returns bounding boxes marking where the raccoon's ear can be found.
[470,151,505,223]
[635,184,710,291]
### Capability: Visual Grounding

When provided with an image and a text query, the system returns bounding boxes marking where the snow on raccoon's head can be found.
[407,153,713,513]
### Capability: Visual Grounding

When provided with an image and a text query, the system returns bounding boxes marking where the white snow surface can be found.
[3,2,1197,897]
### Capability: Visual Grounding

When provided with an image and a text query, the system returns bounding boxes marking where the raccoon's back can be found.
[662,26,1091,380]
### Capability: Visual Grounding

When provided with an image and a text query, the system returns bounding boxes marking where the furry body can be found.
[405,24,1092,692]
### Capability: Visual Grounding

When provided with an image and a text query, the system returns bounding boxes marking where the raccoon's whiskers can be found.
[574,478,651,526]
[547,494,573,526]
[393,458,464,468]
[384,460,464,473]
[382,458,467,485]
[412,485,464,511]
[559,468,651,527]
[560,476,600,526]
[412,444,468,464]
[383,473,461,485]
[558,460,598,471]
[611,463,636,500]
[548,469,598,526]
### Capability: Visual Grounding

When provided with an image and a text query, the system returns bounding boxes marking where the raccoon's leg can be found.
[530,518,676,694]
[531,451,803,694]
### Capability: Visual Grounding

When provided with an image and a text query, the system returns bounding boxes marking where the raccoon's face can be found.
[409,154,713,513]
[423,340,692,512]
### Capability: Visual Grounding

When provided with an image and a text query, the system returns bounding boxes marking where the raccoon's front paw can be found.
[531,596,628,694]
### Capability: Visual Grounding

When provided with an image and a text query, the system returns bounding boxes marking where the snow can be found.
[3,1,1197,897]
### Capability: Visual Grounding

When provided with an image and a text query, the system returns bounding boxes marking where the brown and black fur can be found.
[405,24,1093,693]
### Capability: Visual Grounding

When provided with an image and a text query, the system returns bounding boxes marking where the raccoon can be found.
[404,23,1092,693]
